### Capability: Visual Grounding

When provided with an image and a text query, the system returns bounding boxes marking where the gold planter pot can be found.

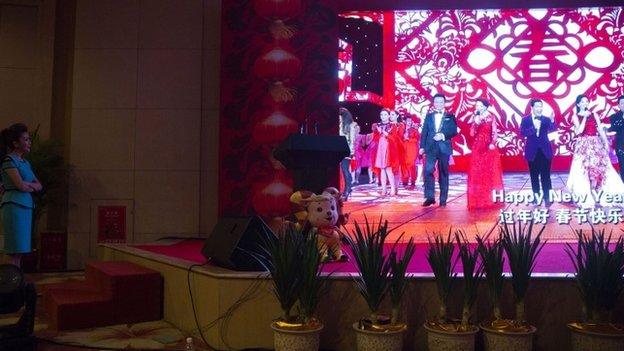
[271,322,324,351]
[352,322,406,351]
[481,323,536,351]
[424,323,479,351]
[568,323,624,351]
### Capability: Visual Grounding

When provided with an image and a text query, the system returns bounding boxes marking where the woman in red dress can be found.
[372,108,400,196]
[402,115,421,189]
[390,110,405,190]
[467,98,504,210]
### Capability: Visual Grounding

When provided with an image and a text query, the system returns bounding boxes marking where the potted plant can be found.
[389,236,416,326]
[424,230,481,351]
[344,217,408,351]
[481,221,544,351]
[21,126,68,271]
[260,225,325,351]
[476,234,505,329]
[566,228,624,351]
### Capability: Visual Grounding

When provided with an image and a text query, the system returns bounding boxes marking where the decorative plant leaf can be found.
[476,234,505,320]
[343,215,392,319]
[565,228,624,323]
[500,221,546,322]
[456,230,483,328]
[389,234,416,324]
[427,229,456,323]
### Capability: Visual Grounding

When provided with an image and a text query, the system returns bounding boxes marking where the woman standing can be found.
[1,123,41,267]
[466,99,504,209]
[402,115,422,189]
[372,109,399,196]
[389,110,405,189]
[339,108,359,200]
[567,95,624,208]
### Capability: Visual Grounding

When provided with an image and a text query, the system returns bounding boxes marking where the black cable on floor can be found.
[186,262,267,351]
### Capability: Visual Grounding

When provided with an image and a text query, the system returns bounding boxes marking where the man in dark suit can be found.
[608,95,624,181]
[419,93,458,207]
[520,98,556,206]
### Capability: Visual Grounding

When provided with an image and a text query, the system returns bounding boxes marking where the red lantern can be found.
[251,176,293,217]
[253,0,302,21]
[253,46,302,82]
[252,109,298,145]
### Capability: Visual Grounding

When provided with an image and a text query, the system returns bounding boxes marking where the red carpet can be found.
[133,239,576,274]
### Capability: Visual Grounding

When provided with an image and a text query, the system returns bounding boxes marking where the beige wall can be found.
[0,0,220,267]
[0,0,55,138]
[66,0,220,269]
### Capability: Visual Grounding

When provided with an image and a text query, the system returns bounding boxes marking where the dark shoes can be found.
[422,199,436,207]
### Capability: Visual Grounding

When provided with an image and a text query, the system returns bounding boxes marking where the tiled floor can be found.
[343,172,620,242]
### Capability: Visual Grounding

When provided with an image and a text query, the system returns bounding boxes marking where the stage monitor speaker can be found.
[202,216,273,271]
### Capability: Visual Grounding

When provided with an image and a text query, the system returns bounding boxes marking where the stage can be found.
[97,239,621,351]
[343,172,620,243]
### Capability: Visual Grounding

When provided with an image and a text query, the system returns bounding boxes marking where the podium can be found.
[274,133,350,194]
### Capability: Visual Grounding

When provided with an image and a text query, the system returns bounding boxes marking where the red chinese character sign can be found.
[97,206,126,244]
[339,7,624,171]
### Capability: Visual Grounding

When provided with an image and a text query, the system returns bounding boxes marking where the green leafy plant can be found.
[24,126,68,246]
[258,225,305,322]
[565,228,624,324]
[427,230,456,323]
[477,234,505,321]
[343,216,392,323]
[254,224,326,326]
[500,221,545,323]
[389,235,416,325]
[456,230,482,330]
[298,229,325,324]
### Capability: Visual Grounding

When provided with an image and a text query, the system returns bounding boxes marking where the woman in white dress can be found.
[567,95,624,208]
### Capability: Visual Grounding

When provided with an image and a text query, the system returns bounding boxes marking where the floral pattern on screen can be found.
[339,8,624,166]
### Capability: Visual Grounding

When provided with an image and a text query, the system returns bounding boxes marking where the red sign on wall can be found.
[97,206,126,243]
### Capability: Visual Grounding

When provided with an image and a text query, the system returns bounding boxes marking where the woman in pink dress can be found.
[402,115,421,189]
[372,109,400,196]
[467,98,504,210]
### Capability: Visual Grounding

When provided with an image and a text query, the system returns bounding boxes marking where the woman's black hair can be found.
[0,123,28,160]
[575,94,588,113]
[339,107,353,135]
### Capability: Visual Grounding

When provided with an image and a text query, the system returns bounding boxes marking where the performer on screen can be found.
[339,107,359,200]
[466,98,504,210]
[520,98,556,207]
[390,110,405,192]
[608,95,624,182]
[567,94,624,208]
[402,114,422,190]
[372,109,399,196]
[420,94,458,207]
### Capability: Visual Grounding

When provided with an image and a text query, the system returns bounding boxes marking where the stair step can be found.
[44,260,162,331]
